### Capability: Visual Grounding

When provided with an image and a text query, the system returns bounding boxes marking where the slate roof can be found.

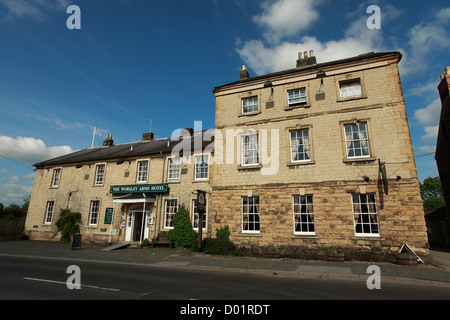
[34,136,214,168]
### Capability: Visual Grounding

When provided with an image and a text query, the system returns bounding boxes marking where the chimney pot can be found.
[296,49,317,68]
[102,133,114,147]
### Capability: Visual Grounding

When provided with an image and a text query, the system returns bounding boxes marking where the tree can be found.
[420,176,446,210]
[55,208,82,242]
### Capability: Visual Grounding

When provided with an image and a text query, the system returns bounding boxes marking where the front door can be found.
[125,205,152,242]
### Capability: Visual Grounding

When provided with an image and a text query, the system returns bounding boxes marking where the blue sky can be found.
[0,0,448,205]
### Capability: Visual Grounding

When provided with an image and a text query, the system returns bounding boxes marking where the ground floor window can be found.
[44,201,55,224]
[352,193,380,236]
[293,195,315,234]
[164,199,178,229]
[89,200,100,226]
[242,196,260,233]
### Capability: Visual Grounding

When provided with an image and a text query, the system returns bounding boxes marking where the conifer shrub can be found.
[168,205,198,249]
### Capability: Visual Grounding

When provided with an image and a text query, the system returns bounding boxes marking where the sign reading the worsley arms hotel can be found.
[25,51,430,262]
[110,184,168,194]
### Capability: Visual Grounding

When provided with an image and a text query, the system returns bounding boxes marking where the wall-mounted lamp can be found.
[76,164,83,169]
[116,160,124,165]
[363,176,370,182]
[316,70,326,78]
[396,176,402,181]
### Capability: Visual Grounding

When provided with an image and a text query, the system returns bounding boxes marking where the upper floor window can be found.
[242,96,259,114]
[51,168,61,187]
[344,122,370,159]
[194,155,209,180]
[289,129,311,162]
[339,79,362,99]
[137,160,149,183]
[287,88,307,106]
[168,157,180,181]
[94,164,105,185]
[241,134,259,166]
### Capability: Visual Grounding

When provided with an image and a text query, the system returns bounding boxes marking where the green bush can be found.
[55,208,82,242]
[168,205,198,249]
[203,226,240,256]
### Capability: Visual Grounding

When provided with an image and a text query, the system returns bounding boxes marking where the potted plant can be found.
[394,252,417,265]
[327,248,344,262]
[264,247,281,259]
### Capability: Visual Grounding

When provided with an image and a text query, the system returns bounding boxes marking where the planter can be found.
[327,252,344,262]
[395,254,417,265]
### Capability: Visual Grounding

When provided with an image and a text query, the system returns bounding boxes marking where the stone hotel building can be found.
[24,51,429,261]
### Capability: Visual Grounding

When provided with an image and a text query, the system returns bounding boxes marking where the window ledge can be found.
[352,235,383,240]
[237,164,262,170]
[284,104,310,110]
[343,156,376,163]
[238,111,261,117]
[337,95,367,103]
[238,232,262,237]
[287,160,315,167]
[290,234,318,239]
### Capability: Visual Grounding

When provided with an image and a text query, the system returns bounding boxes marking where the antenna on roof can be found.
[143,118,152,132]
[91,125,97,148]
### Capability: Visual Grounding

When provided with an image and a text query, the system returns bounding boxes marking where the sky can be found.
[0,0,448,205]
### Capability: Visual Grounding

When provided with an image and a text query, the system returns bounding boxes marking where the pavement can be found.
[0,240,450,288]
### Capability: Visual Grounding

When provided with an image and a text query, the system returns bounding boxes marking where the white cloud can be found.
[0,173,34,205]
[418,145,436,154]
[237,14,384,75]
[0,0,69,21]
[253,0,322,44]
[414,98,442,126]
[0,136,74,165]
[420,125,439,143]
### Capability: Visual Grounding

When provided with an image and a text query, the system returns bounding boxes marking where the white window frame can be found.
[44,201,55,224]
[241,133,259,166]
[194,154,209,180]
[344,122,371,159]
[352,193,380,237]
[164,199,178,229]
[287,88,307,106]
[241,196,260,233]
[339,79,363,99]
[192,199,206,231]
[137,160,149,183]
[51,168,61,188]
[289,129,311,163]
[168,157,180,181]
[89,200,100,226]
[293,195,315,235]
[94,164,105,185]
[242,96,259,114]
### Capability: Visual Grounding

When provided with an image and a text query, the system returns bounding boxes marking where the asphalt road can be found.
[1,254,450,302]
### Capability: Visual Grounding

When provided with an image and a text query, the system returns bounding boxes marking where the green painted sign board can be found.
[72,234,82,250]
[110,184,168,194]
[104,208,114,224]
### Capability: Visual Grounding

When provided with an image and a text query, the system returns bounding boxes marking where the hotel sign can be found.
[110,184,168,194]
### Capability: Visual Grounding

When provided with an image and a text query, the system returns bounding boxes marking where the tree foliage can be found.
[168,205,198,249]
[420,176,446,210]
[55,208,82,242]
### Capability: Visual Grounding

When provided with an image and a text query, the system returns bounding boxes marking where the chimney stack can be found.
[102,133,114,147]
[297,50,317,68]
[240,65,249,80]
[142,132,154,141]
